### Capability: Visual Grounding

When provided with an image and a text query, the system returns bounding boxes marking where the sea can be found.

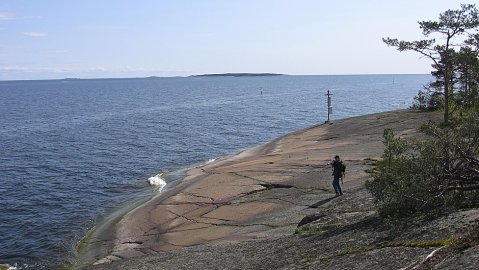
[0,74,431,269]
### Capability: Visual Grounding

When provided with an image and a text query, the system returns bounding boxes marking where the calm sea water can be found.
[0,74,430,269]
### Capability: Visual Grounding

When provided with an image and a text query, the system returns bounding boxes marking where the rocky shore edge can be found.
[77,109,479,270]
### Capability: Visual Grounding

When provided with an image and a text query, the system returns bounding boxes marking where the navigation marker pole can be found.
[325,90,333,123]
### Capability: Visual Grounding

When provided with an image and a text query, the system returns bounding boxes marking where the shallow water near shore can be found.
[0,74,430,269]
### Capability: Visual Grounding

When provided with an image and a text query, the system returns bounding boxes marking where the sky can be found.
[0,0,477,80]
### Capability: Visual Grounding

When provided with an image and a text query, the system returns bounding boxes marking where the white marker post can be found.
[325,90,333,123]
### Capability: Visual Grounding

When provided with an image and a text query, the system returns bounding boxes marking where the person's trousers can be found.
[332,176,343,195]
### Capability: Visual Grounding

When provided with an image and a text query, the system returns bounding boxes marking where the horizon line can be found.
[0,72,431,83]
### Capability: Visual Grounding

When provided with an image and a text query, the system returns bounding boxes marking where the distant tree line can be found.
[367,4,479,223]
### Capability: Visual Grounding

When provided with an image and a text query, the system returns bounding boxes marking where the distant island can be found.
[191,73,284,77]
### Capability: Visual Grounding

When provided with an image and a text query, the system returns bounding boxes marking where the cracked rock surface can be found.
[77,110,479,269]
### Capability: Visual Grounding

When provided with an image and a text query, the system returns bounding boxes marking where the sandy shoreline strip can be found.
[75,109,440,268]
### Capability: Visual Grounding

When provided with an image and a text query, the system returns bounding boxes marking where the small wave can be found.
[206,158,216,164]
[0,264,18,270]
[147,173,167,192]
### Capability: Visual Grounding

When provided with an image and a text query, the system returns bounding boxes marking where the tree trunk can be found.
[444,77,449,124]
[443,34,452,124]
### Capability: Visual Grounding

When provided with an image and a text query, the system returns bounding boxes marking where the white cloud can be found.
[0,11,14,20]
[23,32,48,37]
[1,66,72,73]
[0,65,183,75]
[122,66,175,72]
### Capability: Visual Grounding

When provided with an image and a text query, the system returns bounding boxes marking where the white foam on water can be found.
[0,264,17,270]
[147,173,167,192]
[147,158,217,193]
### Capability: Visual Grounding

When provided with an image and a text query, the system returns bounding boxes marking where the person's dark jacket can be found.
[332,160,343,178]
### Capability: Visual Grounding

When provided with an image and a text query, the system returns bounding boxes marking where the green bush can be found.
[366,129,442,220]
[366,117,479,222]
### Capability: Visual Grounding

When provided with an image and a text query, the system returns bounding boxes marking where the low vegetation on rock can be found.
[366,119,479,222]
[369,3,479,223]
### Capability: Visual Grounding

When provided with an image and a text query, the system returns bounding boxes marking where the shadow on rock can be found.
[297,213,327,227]
[319,216,385,239]
[309,196,338,209]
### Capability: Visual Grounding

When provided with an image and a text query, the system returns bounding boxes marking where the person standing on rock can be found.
[331,155,344,196]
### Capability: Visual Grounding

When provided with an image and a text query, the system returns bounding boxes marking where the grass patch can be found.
[295,225,325,235]
[0,265,10,270]
[387,238,453,248]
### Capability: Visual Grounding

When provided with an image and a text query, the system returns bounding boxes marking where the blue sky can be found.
[0,0,476,80]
